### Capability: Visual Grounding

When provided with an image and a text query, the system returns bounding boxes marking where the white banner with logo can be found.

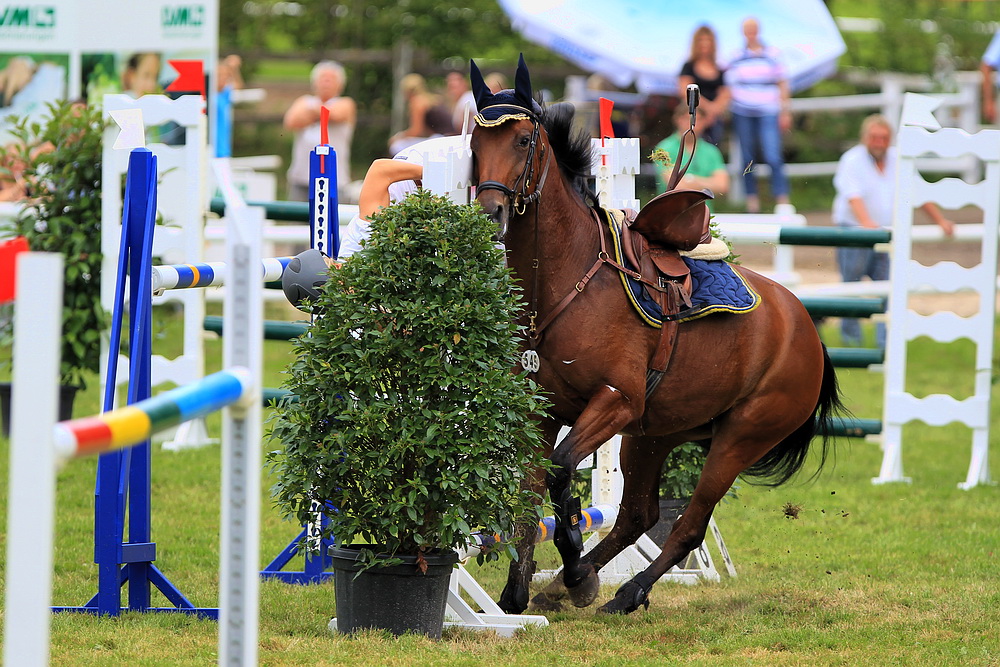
[0,0,218,141]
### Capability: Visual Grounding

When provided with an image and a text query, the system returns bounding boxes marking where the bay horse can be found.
[469,56,843,615]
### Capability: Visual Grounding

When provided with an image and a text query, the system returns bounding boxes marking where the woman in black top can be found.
[678,25,729,146]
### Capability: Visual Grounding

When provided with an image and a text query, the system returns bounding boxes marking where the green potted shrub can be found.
[266,189,550,638]
[0,101,108,434]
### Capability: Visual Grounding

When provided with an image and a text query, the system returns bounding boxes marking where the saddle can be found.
[615,187,713,400]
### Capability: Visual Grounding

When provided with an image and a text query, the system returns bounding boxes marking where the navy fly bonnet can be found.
[470,54,542,126]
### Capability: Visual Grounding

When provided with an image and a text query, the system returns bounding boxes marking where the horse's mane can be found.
[538,101,596,203]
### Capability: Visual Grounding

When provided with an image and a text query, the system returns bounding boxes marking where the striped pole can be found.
[456,504,619,561]
[52,368,253,462]
[151,257,293,292]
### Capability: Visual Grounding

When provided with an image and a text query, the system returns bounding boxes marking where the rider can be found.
[339,134,470,259]
[282,133,470,308]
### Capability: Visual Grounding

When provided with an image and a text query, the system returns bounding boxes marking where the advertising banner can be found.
[0,0,218,141]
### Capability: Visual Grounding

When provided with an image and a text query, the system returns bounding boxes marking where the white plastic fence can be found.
[875,94,998,490]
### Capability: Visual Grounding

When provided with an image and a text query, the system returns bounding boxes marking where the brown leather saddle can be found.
[615,187,714,400]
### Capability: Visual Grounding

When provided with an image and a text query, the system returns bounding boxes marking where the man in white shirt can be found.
[283,61,356,202]
[832,114,954,347]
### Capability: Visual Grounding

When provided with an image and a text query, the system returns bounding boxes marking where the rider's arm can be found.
[357,159,423,220]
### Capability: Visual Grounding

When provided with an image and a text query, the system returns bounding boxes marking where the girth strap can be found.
[645,283,683,400]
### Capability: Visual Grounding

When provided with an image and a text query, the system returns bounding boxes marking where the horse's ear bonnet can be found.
[471,53,542,126]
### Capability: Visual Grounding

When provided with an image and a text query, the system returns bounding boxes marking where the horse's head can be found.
[469,55,550,242]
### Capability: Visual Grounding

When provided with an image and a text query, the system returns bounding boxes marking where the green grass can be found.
[1,312,998,665]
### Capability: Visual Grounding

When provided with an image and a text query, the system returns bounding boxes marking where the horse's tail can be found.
[743,344,847,486]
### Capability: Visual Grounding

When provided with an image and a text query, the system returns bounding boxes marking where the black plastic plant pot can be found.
[329,545,459,639]
[644,498,688,546]
[0,383,77,437]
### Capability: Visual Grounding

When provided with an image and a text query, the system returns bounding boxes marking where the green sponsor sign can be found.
[161,4,203,28]
[0,5,55,29]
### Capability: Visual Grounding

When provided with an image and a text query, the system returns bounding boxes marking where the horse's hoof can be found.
[498,586,529,615]
[527,591,564,612]
[527,571,569,612]
[565,566,600,608]
[497,597,527,615]
[597,579,651,615]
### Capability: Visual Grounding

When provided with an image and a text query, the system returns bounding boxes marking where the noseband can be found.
[475,106,551,216]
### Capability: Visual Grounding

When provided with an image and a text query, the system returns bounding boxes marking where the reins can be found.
[528,208,642,345]
[664,85,703,192]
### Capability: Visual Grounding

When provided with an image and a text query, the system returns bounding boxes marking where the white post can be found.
[876,93,999,488]
[101,94,212,449]
[420,139,474,204]
[591,138,640,211]
[3,252,64,667]
[215,159,263,665]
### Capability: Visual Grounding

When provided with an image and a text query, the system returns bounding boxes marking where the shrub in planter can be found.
[0,101,108,392]
[266,189,550,636]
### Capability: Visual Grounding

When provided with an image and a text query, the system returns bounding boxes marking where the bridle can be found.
[474,105,552,217]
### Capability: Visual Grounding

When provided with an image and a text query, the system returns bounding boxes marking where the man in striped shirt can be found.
[724,17,791,213]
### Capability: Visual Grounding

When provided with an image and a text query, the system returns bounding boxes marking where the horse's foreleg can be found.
[498,420,558,615]
[549,385,637,603]
[497,516,539,615]
[531,434,669,612]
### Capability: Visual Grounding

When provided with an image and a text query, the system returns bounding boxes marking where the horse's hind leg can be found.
[600,407,805,615]
[581,435,693,569]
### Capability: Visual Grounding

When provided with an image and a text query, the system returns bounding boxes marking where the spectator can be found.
[215,55,245,158]
[678,24,729,146]
[217,54,244,92]
[586,74,631,138]
[283,60,356,202]
[484,72,507,94]
[122,53,162,98]
[0,56,66,121]
[424,104,458,139]
[445,70,476,135]
[0,143,28,201]
[652,105,729,209]
[833,114,954,347]
[388,73,441,155]
[724,17,790,213]
[980,30,1000,124]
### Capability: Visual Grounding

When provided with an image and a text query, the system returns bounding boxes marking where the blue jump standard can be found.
[54,149,219,618]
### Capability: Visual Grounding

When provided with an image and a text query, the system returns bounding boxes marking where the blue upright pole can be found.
[260,144,339,584]
[308,144,339,258]
[55,149,215,618]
